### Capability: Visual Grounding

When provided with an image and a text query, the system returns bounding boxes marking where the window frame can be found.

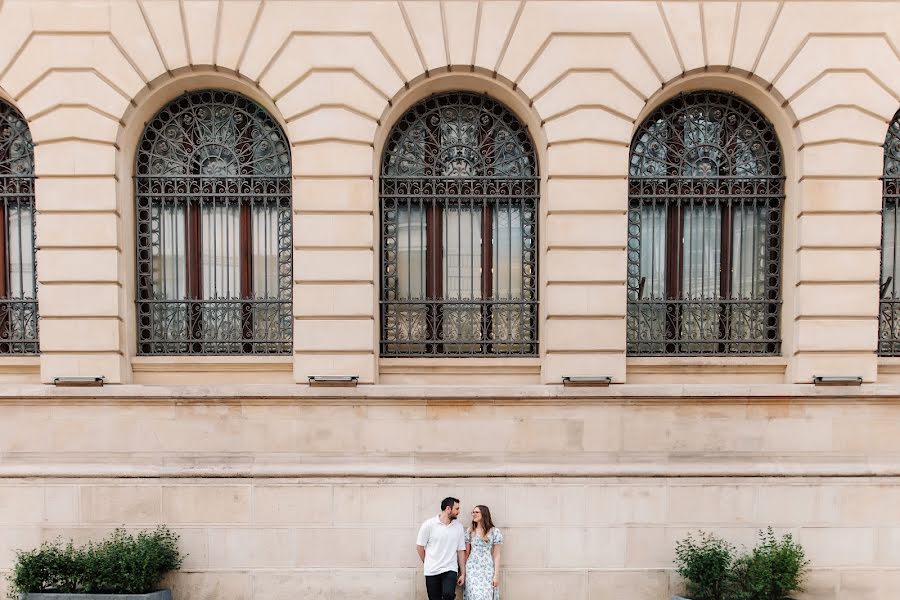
[627,91,784,356]
[379,91,539,357]
[0,99,38,355]
[879,107,900,355]
[134,89,293,356]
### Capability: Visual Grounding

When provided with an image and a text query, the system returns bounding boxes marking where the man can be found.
[416,496,467,600]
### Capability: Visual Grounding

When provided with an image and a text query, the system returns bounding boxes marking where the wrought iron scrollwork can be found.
[135,90,292,355]
[627,91,783,355]
[380,92,538,356]
[0,100,38,354]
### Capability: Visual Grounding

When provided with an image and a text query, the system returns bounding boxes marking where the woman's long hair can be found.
[471,504,495,540]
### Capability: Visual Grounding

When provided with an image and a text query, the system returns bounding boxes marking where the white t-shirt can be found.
[416,515,466,576]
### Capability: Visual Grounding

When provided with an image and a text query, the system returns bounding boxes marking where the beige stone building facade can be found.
[1,0,900,598]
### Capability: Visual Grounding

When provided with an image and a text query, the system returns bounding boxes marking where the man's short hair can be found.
[441,497,460,511]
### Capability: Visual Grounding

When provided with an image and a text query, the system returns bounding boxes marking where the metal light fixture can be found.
[53,376,105,387]
[812,375,862,386]
[308,375,359,387]
[562,376,612,387]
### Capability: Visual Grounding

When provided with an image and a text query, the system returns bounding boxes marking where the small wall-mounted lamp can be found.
[562,376,612,387]
[53,376,105,387]
[812,375,862,387]
[308,375,359,387]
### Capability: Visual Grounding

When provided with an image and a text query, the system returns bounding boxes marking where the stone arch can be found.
[373,70,549,371]
[115,67,292,372]
[626,87,785,357]
[628,70,812,381]
[377,84,540,358]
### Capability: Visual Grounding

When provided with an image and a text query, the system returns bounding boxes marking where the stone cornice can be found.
[0,383,899,404]
[1,459,899,479]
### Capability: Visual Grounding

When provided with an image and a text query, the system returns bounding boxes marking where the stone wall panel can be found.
[0,1,897,597]
[0,0,889,382]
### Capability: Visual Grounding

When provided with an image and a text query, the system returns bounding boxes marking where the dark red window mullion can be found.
[719,108,738,352]
[186,200,203,351]
[0,202,9,348]
[664,112,685,352]
[664,205,683,353]
[239,201,254,352]
[424,114,443,353]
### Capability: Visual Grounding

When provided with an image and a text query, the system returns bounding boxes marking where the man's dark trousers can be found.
[425,570,457,600]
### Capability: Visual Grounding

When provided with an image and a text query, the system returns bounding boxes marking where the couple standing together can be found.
[416,497,503,600]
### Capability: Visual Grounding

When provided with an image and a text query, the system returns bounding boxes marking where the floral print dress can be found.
[464,527,503,600]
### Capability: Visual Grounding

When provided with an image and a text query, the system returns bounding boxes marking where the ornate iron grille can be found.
[135,90,292,355]
[627,91,783,355]
[0,100,38,354]
[380,92,538,356]
[879,108,900,354]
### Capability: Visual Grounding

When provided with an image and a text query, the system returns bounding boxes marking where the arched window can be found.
[627,91,783,355]
[135,90,292,355]
[380,92,538,356]
[879,108,900,354]
[0,100,37,354]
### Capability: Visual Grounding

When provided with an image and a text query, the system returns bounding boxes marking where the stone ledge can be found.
[24,593,171,600]
[379,357,541,374]
[627,357,788,384]
[0,382,898,403]
[0,356,40,373]
[627,356,787,370]
[2,458,900,479]
[131,356,293,372]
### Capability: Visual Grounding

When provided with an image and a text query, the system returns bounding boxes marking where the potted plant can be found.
[673,531,736,600]
[728,528,809,600]
[8,527,183,600]
[672,528,809,600]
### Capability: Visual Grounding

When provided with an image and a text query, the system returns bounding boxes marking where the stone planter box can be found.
[23,591,171,600]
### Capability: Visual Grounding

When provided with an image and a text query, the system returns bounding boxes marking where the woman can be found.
[464,505,503,600]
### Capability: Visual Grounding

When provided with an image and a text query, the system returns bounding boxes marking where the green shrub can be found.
[8,527,183,598]
[730,528,809,600]
[675,531,736,600]
[675,528,809,600]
